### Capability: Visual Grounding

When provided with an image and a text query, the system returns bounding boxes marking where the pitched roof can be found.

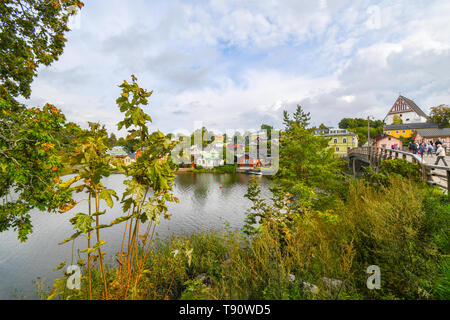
[384,122,439,130]
[315,128,358,137]
[399,96,429,119]
[416,128,450,138]
[373,134,401,142]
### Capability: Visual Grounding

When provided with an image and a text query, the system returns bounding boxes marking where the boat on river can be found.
[247,169,263,175]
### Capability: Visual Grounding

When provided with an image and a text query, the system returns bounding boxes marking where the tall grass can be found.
[42,175,448,300]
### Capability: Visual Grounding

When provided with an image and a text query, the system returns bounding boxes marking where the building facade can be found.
[315,128,359,156]
[384,122,439,139]
[372,134,403,149]
[384,96,429,126]
[107,146,135,167]
[415,128,450,149]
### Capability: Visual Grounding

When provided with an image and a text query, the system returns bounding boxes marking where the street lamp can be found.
[367,115,374,146]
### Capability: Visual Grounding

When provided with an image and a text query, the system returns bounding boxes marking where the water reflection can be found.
[0,173,270,299]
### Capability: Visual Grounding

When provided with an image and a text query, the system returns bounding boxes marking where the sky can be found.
[24,0,450,136]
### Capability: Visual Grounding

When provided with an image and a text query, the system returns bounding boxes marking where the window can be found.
[336,147,340,152]
[343,138,347,143]
[396,131,399,134]
[402,130,406,133]
[388,131,391,134]
[334,139,338,144]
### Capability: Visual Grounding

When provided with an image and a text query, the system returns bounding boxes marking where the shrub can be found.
[337,177,447,299]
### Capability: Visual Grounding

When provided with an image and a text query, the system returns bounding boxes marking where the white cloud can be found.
[23,0,450,134]
[341,95,356,103]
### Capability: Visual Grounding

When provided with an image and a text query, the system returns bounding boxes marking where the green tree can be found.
[339,118,383,130]
[430,105,450,128]
[392,115,403,125]
[117,136,138,153]
[348,127,381,146]
[283,105,311,132]
[113,76,179,299]
[277,107,345,208]
[190,126,215,148]
[56,122,118,299]
[0,103,74,241]
[108,132,118,147]
[0,0,84,241]
[1,0,84,101]
[261,124,273,139]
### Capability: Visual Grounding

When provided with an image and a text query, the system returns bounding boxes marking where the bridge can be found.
[348,147,450,195]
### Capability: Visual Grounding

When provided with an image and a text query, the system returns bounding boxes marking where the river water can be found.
[0,173,270,299]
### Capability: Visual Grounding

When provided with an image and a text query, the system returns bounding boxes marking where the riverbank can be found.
[0,173,270,300]
[37,176,449,300]
[176,164,238,174]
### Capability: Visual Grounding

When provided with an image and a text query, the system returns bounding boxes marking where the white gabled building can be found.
[384,96,429,125]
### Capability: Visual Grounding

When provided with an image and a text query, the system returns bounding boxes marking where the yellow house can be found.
[315,129,359,156]
[384,123,438,139]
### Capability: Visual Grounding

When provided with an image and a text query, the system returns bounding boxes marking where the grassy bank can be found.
[181,164,238,174]
[40,176,449,300]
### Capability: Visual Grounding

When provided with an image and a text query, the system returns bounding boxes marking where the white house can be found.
[195,152,224,169]
[384,96,429,125]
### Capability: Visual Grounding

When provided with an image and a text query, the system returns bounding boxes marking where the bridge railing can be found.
[349,146,450,195]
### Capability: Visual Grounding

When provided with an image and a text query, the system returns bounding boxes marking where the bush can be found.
[337,177,448,299]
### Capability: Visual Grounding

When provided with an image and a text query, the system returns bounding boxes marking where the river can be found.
[0,173,270,300]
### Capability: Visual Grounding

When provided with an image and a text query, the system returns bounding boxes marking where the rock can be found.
[195,273,212,284]
[301,281,320,295]
[290,275,320,295]
[322,277,343,289]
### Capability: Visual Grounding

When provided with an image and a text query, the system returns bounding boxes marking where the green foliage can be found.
[276,107,347,209]
[362,159,423,189]
[53,122,119,299]
[347,126,382,147]
[0,0,84,241]
[52,178,449,301]
[338,118,384,146]
[338,177,448,299]
[116,76,179,222]
[0,0,84,101]
[117,136,138,153]
[429,104,450,128]
[339,118,384,130]
[392,115,403,125]
[433,258,450,299]
[261,124,273,140]
[0,102,73,241]
[190,126,215,148]
[214,164,237,174]
[283,105,311,132]
[108,133,118,147]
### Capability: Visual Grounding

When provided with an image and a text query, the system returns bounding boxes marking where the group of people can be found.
[409,140,448,166]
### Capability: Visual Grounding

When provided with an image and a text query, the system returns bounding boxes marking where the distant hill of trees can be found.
[339,117,384,146]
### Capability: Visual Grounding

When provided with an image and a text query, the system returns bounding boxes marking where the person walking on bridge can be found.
[427,142,434,156]
[434,144,448,167]
[418,143,425,160]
